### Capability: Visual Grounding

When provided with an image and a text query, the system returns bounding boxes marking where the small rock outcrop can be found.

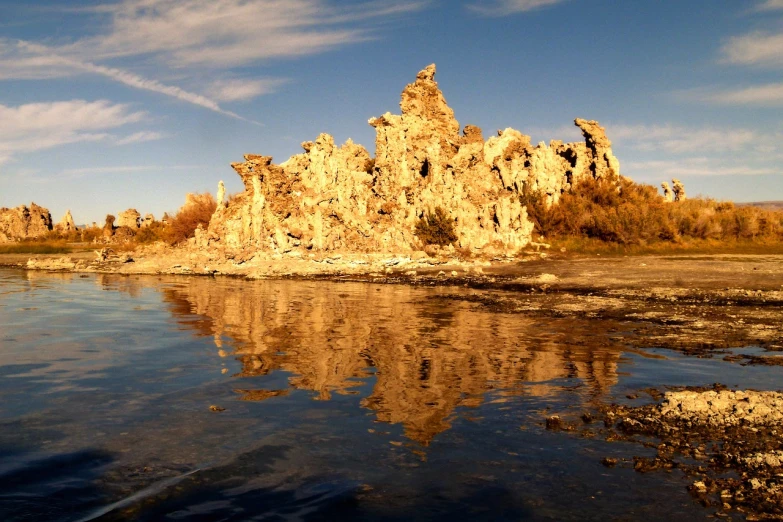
[207,64,622,257]
[672,178,686,202]
[103,215,116,239]
[660,390,783,427]
[117,209,141,229]
[55,210,76,233]
[662,179,686,202]
[661,182,673,202]
[141,214,155,229]
[216,181,226,208]
[0,203,52,242]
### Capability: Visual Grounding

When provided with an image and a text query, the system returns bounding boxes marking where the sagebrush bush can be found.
[164,193,217,245]
[415,206,458,246]
[134,221,167,244]
[525,177,783,245]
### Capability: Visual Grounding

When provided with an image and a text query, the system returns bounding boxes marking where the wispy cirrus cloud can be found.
[467,0,570,16]
[0,100,147,167]
[696,82,783,106]
[624,158,780,179]
[608,123,775,154]
[207,78,289,102]
[721,30,783,67]
[114,130,167,146]
[697,1,783,109]
[0,0,428,116]
[607,122,783,184]
[66,0,427,67]
[756,0,783,11]
[58,164,200,179]
[8,41,257,123]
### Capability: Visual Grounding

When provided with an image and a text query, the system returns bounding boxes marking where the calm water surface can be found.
[0,267,779,521]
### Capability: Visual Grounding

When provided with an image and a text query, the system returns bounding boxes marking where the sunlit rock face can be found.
[161,279,620,445]
[117,208,141,229]
[55,209,76,233]
[0,203,52,242]
[207,64,621,257]
[141,213,155,229]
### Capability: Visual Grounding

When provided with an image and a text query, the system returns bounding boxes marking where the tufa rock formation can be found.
[141,214,155,229]
[661,181,673,203]
[103,214,116,239]
[661,179,686,202]
[206,64,621,257]
[0,203,52,242]
[55,209,76,233]
[216,181,226,208]
[117,209,141,229]
[672,178,686,202]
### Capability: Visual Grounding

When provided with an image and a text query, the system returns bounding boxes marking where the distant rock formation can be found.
[103,215,116,239]
[141,214,155,229]
[661,179,686,202]
[0,203,52,242]
[55,210,76,233]
[206,64,622,257]
[672,178,686,202]
[117,209,141,229]
[216,181,226,208]
[661,182,673,203]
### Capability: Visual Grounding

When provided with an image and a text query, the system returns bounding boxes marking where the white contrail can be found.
[15,41,260,125]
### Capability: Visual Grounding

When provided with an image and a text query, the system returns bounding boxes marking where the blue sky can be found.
[1,0,782,225]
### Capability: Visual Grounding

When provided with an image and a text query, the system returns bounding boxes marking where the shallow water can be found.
[0,267,779,521]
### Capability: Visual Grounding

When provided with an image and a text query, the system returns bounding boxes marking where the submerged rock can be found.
[207,64,622,258]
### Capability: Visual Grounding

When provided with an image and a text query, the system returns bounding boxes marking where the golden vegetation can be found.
[415,206,458,246]
[162,193,217,245]
[0,240,72,254]
[524,177,783,253]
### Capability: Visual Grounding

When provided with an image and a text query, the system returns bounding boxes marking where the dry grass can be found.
[525,177,783,253]
[0,240,72,254]
[163,193,217,245]
[550,237,783,257]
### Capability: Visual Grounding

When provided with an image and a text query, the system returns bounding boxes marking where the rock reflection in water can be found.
[160,278,621,445]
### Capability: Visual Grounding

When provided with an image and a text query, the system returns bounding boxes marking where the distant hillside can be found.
[739,201,783,211]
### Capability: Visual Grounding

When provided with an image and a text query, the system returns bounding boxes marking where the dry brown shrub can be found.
[524,177,783,246]
[80,227,104,243]
[415,206,458,246]
[134,221,167,244]
[164,193,217,245]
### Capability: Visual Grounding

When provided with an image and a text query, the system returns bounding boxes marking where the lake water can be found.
[1,267,779,521]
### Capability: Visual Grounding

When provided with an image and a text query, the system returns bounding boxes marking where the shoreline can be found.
[4,250,782,357]
[4,251,783,519]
